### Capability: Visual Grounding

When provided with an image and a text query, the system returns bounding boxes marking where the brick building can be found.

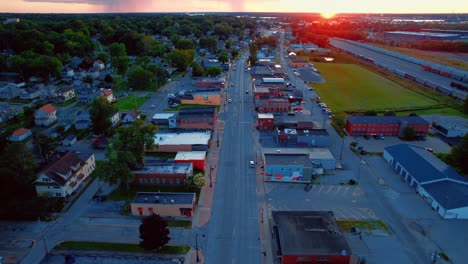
[131,192,196,217]
[174,151,207,170]
[174,107,217,130]
[180,90,221,106]
[257,98,290,113]
[257,113,275,130]
[132,163,193,186]
[345,116,430,137]
[150,131,211,152]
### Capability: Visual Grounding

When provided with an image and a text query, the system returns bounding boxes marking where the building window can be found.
[55,193,62,197]
[170,178,174,184]
[176,179,180,184]
[42,177,50,182]
[150,178,154,184]
[139,178,144,183]
[54,186,60,189]
[162,178,166,184]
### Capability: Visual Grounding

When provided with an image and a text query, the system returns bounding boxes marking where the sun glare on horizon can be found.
[320,12,336,19]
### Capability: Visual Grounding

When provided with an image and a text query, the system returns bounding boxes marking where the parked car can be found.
[228,98,232,103]
[373,134,380,140]
[379,134,385,140]
[363,135,370,140]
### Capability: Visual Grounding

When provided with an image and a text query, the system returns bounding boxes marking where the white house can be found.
[35,152,95,198]
[100,88,114,103]
[122,109,139,124]
[110,111,120,127]
[34,103,57,126]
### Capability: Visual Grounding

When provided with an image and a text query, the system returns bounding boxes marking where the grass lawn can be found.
[54,241,190,254]
[114,94,151,111]
[313,63,439,114]
[336,220,390,232]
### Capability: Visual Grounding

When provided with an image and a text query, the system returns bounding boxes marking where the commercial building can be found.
[272,211,357,264]
[151,131,211,152]
[257,98,290,113]
[132,163,193,186]
[345,116,430,137]
[257,113,275,130]
[152,112,176,128]
[131,192,196,218]
[384,144,468,219]
[179,90,221,106]
[172,107,217,130]
[277,128,330,147]
[431,116,468,138]
[174,151,207,170]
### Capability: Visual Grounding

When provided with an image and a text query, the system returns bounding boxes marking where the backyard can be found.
[313,63,440,114]
[114,93,152,110]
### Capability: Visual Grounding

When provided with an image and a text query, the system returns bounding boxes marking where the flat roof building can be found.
[151,131,211,152]
[131,192,196,218]
[384,31,461,42]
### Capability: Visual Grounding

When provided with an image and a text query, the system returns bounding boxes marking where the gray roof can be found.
[422,180,468,210]
[384,144,467,183]
[132,163,193,175]
[133,192,195,205]
[179,107,216,116]
[347,116,429,126]
[265,154,312,166]
[272,211,351,256]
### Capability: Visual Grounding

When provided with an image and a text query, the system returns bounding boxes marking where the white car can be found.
[228,99,232,103]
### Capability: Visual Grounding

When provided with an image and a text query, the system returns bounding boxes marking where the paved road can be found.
[330,38,465,92]
[202,53,262,263]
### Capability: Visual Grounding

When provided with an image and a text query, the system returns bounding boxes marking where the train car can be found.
[452,89,468,101]
[414,77,425,85]
[450,82,468,92]
[404,74,416,81]
[421,65,431,71]
[425,81,439,90]
[430,68,441,74]
[437,86,453,95]
[439,71,451,77]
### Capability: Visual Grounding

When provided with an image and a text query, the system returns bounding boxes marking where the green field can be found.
[313,63,439,113]
[114,94,151,110]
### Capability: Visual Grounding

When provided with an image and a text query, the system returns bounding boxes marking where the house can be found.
[152,112,176,128]
[100,88,114,103]
[87,66,100,79]
[345,116,430,137]
[0,102,17,123]
[132,163,193,186]
[19,86,42,100]
[179,90,221,106]
[34,103,57,126]
[63,134,77,146]
[131,192,196,217]
[0,83,21,99]
[150,131,211,152]
[39,85,57,102]
[75,109,91,130]
[93,60,105,70]
[272,211,357,264]
[122,109,140,125]
[173,107,217,130]
[9,128,32,142]
[257,113,275,130]
[109,111,120,127]
[54,86,75,103]
[383,144,468,219]
[76,84,100,104]
[174,151,207,170]
[35,152,96,198]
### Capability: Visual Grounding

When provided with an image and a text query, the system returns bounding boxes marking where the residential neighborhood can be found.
[0,10,467,264]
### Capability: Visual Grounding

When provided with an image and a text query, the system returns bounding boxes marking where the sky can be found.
[0,0,467,14]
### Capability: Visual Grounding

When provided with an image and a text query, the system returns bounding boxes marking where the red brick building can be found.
[257,113,275,130]
[257,98,290,113]
[345,116,430,137]
[288,59,310,68]
[174,151,207,171]
[132,163,193,186]
[176,107,217,130]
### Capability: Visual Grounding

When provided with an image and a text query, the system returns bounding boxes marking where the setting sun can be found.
[320,12,336,19]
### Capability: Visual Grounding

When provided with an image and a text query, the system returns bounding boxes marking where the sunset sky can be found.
[0,0,467,14]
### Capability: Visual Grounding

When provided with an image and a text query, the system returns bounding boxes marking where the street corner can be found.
[195,207,212,228]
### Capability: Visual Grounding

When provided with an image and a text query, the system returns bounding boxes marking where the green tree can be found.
[83,75,94,85]
[112,56,130,77]
[90,96,117,136]
[191,61,205,77]
[185,172,205,191]
[217,49,229,64]
[464,98,468,114]
[206,66,221,77]
[383,111,396,116]
[450,134,468,174]
[0,142,36,184]
[139,214,170,251]
[32,134,59,164]
[176,39,195,50]
[109,42,127,57]
[128,66,153,90]
[95,52,110,63]
[231,49,239,59]
[168,49,189,72]
[363,110,377,116]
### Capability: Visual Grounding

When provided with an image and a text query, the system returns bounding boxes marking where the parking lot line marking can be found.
[325,186,333,193]
[335,186,342,193]
[350,208,369,219]
[318,186,324,192]
[359,208,378,219]
[352,187,363,196]
[342,186,350,195]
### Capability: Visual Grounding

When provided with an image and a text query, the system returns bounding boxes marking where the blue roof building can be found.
[384,144,468,219]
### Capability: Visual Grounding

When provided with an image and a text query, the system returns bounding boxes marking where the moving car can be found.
[249,161,255,168]
[228,98,232,103]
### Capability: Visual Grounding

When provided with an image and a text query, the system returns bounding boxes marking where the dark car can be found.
[363,135,370,140]
[373,134,380,140]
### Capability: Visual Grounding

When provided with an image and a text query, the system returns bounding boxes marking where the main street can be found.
[202,53,262,263]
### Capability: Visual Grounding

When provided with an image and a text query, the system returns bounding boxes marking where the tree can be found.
[139,214,170,251]
[383,111,396,116]
[83,75,94,85]
[0,142,36,184]
[128,66,153,90]
[33,134,59,164]
[464,98,468,114]
[217,49,229,64]
[363,110,377,116]
[90,96,117,136]
[175,39,194,50]
[231,49,239,59]
[109,42,127,57]
[111,56,130,77]
[95,52,109,63]
[191,61,205,77]
[185,172,205,191]
[206,66,221,77]
[402,126,416,141]
[450,134,468,174]
[168,49,190,72]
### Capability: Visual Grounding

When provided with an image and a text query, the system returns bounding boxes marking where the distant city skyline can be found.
[0,0,467,14]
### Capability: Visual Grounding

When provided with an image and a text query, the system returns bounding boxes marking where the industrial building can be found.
[151,131,211,152]
[272,211,358,264]
[345,116,430,137]
[277,128,331,147]
[131,192,196,218]
[384,144,468,219]
[132,163,193,186]
[431,116,468,138]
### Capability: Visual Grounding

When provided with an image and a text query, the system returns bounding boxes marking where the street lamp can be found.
[195,233,206,262]
[209,166,214,188]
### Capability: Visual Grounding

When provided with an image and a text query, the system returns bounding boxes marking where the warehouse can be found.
[345,116,429,137]
[383,144,468,219]
[384,31,461,42]
[431,116,468,138]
